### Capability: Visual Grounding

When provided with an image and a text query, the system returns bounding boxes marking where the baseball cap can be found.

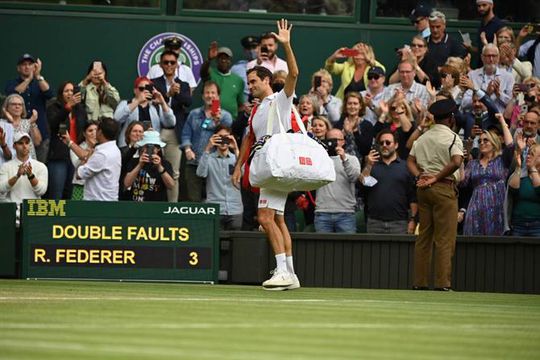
[17,53,35,65]
[14,132,31,144]
[217,47,233,58]
[368,66,386,77]
[409,5,432,21]
[241,35,259,49]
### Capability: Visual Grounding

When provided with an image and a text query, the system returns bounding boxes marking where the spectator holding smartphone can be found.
[79,60,120,121]
[181,80,232,202]
[459,113,514,235]
[246,32,288,74]
[113,77,175,147]
[196,125,242,230]
[46,81,88,199]
[325,43,385,100]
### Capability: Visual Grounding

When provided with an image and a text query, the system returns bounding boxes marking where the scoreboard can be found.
[21,200,219,283]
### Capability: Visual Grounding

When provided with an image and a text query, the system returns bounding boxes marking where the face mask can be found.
[272,82,285,93]
[248,49,258,61]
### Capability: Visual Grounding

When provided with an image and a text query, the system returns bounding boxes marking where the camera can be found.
[325,138,338,156]
[220,136,230,145]
[146,144,155,156]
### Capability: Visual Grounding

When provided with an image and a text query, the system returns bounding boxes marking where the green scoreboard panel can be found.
[21,200,219,283]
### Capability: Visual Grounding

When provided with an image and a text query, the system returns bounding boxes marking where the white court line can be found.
[1,322,539,330]
[0,296,539,310]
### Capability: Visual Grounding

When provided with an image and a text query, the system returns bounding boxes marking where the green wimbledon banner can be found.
[21,200,219,283]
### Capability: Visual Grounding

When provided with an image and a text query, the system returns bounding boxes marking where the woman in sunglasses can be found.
[389,35,440,89]
[459,114,513,235]
[113,76,175,148]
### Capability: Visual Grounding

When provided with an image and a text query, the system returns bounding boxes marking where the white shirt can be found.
[250,89,294,141]
[246,57,289,74]
[462,67,515,113]
[0,157,48,204]
[519,39,540,78]
[147,62,198,89]
[77,140,121,201]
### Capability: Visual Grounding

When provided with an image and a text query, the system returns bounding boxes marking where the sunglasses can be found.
[479,138,491,144]
[412,18,424,24]
[368,74,381,80]
[390,106,400,111]
[440,73,449,78]
[379,140,392,146]
[161,60,176,65]
[410,43,425,48]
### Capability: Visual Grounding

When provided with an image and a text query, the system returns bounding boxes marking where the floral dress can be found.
[461,146,513,235]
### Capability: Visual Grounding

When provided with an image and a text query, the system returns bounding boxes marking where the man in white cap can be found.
[0,132,48,205]
[200,43,245,119]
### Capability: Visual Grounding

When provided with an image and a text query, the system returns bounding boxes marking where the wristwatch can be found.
[27,173,36,180]
[37,76,45,82]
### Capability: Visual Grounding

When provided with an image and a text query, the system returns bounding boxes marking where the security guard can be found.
[407,98,464,291]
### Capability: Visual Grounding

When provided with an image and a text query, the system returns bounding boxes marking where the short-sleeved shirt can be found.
[250,89,294,141]
[410,124,463,182]
[124,156,172,202]
[209,68,245,118]
[427,33,467,67]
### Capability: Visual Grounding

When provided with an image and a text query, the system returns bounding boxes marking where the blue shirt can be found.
[5,77,53,139]
[196,151,243,216]
[181,106,232,165]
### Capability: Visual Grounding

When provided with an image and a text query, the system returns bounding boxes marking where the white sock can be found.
[275,253,287,272]
[286,256,295,274]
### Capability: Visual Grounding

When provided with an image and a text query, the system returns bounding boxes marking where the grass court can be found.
[1,280,539,359]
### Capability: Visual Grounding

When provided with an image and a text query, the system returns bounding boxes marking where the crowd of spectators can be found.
[0,1,539,236]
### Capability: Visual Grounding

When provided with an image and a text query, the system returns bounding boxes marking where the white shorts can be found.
[258,188,288,215]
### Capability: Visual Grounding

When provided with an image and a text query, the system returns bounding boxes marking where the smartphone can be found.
[474,115,483,128]
[325,138,338,156]
[371,143,380,154]
[520,104,529,115]
[73,85,80,94]
[515,83,530,92]
[211,99,220,115]
[260,45,269,55]
[93,61,103,71]
[314,76,322,89]
[144,84,154,100]
[58,123,67,135]
[340,48,359,57]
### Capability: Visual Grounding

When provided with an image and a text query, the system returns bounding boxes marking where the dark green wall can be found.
[0,10,476,102]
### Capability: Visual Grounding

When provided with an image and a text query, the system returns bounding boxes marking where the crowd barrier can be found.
[1,202,538,294]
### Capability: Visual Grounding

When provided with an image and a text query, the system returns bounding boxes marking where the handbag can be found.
[249,99,336,192]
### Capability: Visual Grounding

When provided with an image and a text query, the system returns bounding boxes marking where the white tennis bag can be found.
[249,101,336,192]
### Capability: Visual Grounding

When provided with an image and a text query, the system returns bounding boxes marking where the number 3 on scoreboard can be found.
[189,251,198,266]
